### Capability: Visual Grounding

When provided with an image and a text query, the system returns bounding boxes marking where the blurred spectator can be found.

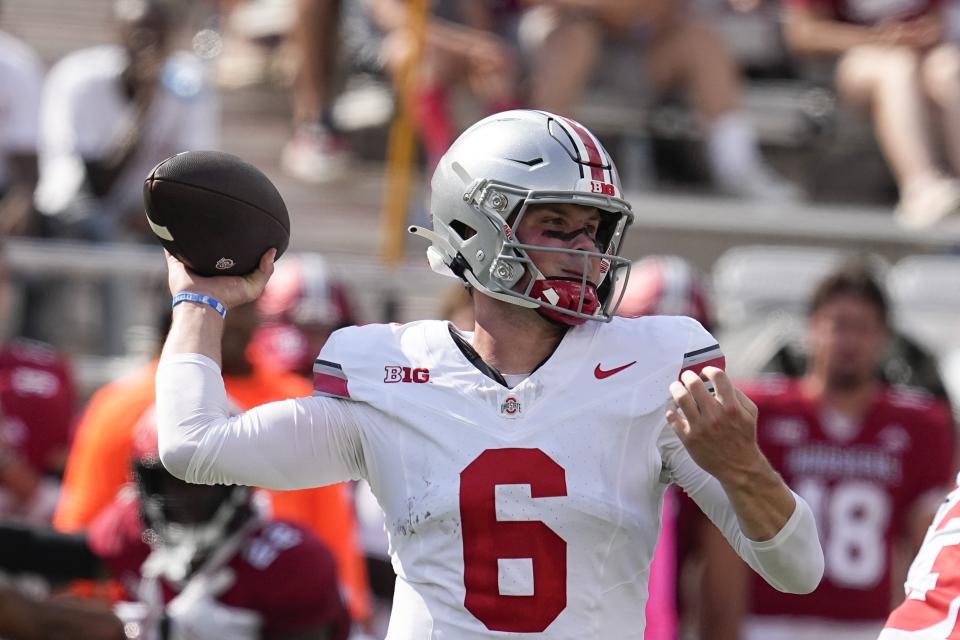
[0,241,76,525]
[784,0,960,227]
[365,0,521,168]
[0,584,124,640]
[523,0,797,201]
[34,0,219,242]
[699,262,956,640]
[250,253,373,627]
[55,299,371,625]
[0,407,351,640]
[281,0,353,183]
[0,16,43,237]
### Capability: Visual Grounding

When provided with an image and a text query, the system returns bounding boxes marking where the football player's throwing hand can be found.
[666,366,763,486]
[165,249,276,310]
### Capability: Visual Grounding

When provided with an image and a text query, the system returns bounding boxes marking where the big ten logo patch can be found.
[384,366,431,384]
[590,181,616,196]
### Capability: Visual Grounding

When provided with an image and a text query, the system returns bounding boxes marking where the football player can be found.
[0,406,350,640]
[249,252,357,379]
[155,109,824,637]
[880,478,960,638]
[699,262,956,640]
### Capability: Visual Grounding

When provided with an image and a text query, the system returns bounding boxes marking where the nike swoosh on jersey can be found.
[594,361,637,379]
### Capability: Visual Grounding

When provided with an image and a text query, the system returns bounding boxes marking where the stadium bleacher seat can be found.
[887,255,960,356]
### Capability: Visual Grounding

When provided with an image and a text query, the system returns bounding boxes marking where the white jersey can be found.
[156,317,823,639]
[879,476,960,640]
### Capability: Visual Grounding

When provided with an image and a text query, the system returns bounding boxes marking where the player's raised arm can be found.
[157,246,366,490]
[665,363,824,595]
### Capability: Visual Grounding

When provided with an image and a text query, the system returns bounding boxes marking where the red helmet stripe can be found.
[560,116,606,182]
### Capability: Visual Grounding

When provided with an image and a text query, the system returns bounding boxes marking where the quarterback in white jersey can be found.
[155,109,824,638]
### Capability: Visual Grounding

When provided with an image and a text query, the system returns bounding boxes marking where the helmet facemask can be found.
[418,180,633,324]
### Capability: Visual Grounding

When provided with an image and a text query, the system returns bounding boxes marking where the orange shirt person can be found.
[53,304,371,622]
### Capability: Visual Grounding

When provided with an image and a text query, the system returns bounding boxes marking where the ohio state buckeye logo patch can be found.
[499,396,521,418]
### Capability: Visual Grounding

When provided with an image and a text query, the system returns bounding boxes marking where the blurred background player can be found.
[879,472,960,638]
[522,0,797,201]
[33,0,218,242]
[54,297,372,626]
[0,241,76,525]
[698,261,956,640]
[0,406,351,640]
[0,4,43,237]
[250,252,357,377]
[784,0,960,227]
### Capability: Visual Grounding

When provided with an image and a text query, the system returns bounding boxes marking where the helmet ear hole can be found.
[450,220,477,240]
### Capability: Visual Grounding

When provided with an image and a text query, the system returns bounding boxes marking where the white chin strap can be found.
[409,225,539,309]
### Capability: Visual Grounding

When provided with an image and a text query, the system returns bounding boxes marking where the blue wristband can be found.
[171,292,227,318]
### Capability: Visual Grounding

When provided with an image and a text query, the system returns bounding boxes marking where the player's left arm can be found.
[666,364,823,593]
[658,324,824,593]
[669,367,797,540]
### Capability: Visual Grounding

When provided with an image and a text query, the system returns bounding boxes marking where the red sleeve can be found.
[252,524,351,640]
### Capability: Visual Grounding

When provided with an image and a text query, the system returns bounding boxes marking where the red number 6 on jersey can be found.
[460,448,568,632]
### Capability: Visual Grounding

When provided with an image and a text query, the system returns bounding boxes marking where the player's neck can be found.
[802,373,878,417]
[470,296,566,375]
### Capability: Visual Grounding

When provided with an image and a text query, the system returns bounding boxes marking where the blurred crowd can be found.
[3,0,960,639]
[6,0,960,244]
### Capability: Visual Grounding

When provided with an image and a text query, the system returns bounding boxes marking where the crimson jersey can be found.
[784,0,938,24]
[0,338,75,472]
[744,375,955,621]
[87,491,350,639]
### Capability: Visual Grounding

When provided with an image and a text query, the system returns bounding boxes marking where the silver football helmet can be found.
[410,109,634,325]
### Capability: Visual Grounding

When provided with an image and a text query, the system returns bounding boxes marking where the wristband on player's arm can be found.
[171,292,227,319]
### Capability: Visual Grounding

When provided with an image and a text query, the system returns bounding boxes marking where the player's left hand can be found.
[666,366,763,486]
